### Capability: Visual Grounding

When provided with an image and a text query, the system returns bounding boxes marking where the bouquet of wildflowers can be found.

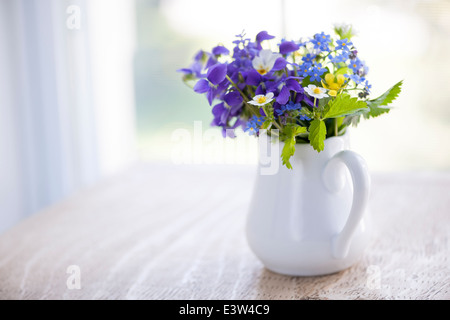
[178,25,402,168]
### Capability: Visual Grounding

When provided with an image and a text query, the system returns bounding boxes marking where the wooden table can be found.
[0,164,449,300]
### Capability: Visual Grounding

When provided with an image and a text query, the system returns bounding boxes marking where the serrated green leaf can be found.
[350,115,361,127]
[363,104,390,119]
[323,94,368,119]
[281,135,296,169]
[368,80,403,108]
[362,80,402,119]
[309,119,326,152]
[342,113,363,127]
[293,126,308,136]
[280,125,307,169]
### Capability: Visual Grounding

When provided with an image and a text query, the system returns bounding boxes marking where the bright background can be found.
[1,0,450,233]
[137,0,450,170]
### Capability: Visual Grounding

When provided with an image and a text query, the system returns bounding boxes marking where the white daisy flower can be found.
[304,84,329,99]
[248,92,274,106]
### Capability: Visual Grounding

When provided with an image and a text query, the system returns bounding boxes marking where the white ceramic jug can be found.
[246,132,371,276]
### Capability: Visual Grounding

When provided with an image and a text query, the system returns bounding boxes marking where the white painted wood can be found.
[0,164,448,299]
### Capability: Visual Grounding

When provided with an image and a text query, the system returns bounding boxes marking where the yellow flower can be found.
[322,73,346,96]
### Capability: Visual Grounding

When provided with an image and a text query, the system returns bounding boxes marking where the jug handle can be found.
[322,150,370,259]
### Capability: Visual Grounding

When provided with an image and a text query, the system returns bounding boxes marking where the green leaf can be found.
[363,105,390,119]
[260,120,272,130]
[323,94,368,119]
[334,24,355,40]
[309,119,326,152]
[264,106,274,118]
[281,135,296,170]
[368,80,403,108]
[335,67,350,76]
[293,125,308,136]
[280,125,307,169]
[301,77,314,88]
[283,124,307,137]
[318,96,332,108]
[342,109,366,127]
[363,80,402,119]
[259,106,275,129]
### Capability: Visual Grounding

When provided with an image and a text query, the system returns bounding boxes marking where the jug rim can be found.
[261,128,350,147]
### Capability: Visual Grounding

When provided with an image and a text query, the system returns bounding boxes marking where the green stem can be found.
[316,49,336,66]
[270,130,280,137]
[272,120,283,131]
[244,102,259,117]
[226,74,260,117]
[262,106,269,118]
[262,105,283,131]
[226,75,248,102]
[321,50,335,60]
[247,85,255,97]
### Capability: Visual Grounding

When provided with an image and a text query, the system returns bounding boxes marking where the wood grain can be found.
[0,164,449,300]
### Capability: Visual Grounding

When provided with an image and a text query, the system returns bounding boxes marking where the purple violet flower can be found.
[256,31,275,43]
[194,76,228,105]
[207,63,227,85]
[212,45,230,56]
[279,41,300,55]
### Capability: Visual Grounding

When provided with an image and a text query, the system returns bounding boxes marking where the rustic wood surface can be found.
[0,163,449,300]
